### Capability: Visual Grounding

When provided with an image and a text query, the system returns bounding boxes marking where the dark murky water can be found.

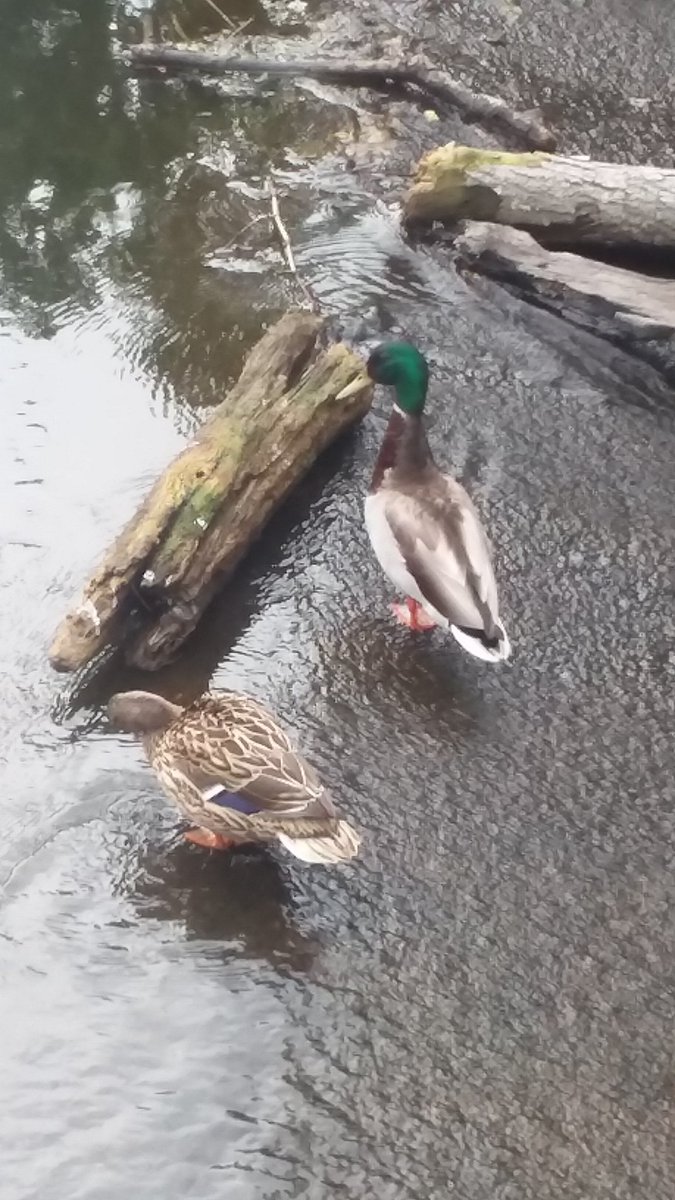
[2,2,675,1197]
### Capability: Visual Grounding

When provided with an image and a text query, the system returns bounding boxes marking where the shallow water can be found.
[2,2,675,1198]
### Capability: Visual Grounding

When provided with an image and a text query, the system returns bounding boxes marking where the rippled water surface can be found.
[2,2,675,1198]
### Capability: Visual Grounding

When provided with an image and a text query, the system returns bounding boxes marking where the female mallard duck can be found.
[107,689,360,864]
[339,340,511,662]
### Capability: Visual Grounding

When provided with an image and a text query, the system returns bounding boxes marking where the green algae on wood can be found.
[49,313,372,674]
[404,144,675,250]
[404,143,552,225]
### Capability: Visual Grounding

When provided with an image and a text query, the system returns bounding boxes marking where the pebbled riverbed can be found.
[2,2,675,1197]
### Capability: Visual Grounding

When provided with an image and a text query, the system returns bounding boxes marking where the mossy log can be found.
[404,144,675,250]
[49,313,371,674]
[455,221,675,373]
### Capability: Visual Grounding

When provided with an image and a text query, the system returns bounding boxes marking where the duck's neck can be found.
[371,405,432,490]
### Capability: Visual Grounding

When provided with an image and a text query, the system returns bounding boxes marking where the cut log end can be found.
[48,313,372,676]
[404,143,675,254]
[50,605,111,674]
[404,143,552,226]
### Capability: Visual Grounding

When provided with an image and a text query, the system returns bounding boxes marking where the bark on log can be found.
[404,144,675,250]
[128,45,556,152]
[49,313,372,674]
[454,221,675,370]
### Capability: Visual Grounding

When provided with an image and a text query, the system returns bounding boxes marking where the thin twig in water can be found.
[202,0,254,45]
[171,13,190,42]
[219,212,266,252]
[202,0,236,30]
[266,177,321,312]
[267,177,297,274]
[205,10,253,53]
[229,17,253,39]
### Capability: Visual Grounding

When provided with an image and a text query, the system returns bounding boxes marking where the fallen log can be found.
[49,313,371,674]
[454,221,675,371]
[404,144,675,250]
[128,45,556,152]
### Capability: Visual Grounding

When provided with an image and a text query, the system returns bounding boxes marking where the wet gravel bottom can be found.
[2,2,675,1198]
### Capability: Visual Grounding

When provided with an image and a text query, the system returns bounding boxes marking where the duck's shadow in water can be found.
[115,817,321,975]
[322,611,497,736]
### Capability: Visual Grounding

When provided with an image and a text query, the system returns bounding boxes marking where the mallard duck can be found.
[338,341,511,662]
[107,689,360,864]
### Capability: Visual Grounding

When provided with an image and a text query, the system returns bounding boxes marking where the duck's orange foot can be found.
[391,598,437,632]
[184,827,236,850]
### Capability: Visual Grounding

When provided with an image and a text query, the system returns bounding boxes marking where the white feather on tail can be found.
[277,820,361,864]
[449,619,511,663]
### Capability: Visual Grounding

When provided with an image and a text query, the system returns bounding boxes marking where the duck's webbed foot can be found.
[390,598,437,632]
[184,826,237,850]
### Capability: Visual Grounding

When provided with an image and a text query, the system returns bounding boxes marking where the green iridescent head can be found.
[366,341,429,415]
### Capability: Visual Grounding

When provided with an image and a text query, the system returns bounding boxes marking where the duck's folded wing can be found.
[383,486,500,634]
[169,723,331,825]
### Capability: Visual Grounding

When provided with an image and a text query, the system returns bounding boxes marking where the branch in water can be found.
[128,44,556,152]
[266,178,321,314]
[267,178,298,275]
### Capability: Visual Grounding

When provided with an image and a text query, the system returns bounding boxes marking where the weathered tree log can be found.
[454,221,675,371]
[404,144,675,250]
[129,45,556,152]
[49,313,371,674]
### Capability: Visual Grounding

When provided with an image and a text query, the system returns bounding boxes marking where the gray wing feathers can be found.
[383,479,501,633]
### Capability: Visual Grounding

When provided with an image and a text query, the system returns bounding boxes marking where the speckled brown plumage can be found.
[109,689,360,864]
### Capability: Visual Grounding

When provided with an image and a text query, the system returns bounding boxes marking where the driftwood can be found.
[455,221,675,368]
[404,144,675,250]
[49,313,371,674]
[128,45,556,152]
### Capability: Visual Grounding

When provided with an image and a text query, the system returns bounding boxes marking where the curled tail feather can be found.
[450,619,511,663]
[277,820,361,864]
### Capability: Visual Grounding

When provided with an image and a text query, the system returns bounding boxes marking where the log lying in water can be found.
[455,221,675,368]
[49,313,371,674]
[128,45,556,152]
[404,144,675,250]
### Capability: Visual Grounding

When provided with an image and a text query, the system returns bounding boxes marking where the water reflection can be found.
[119,824,320,970]
[4,4,675,1198]
[318,613,487,735]
[0,0,364,411]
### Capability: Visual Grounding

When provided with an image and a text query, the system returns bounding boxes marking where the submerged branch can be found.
[128,44,556,152]
[266,178,321,314]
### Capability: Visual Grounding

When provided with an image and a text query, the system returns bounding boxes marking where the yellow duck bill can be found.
[335,374,371,400]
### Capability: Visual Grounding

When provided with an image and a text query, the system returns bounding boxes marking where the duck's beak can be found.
[335,374,370,400]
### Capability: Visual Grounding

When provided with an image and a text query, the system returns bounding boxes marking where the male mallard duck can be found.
[107,689,360,864]
[338,341,511,662]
